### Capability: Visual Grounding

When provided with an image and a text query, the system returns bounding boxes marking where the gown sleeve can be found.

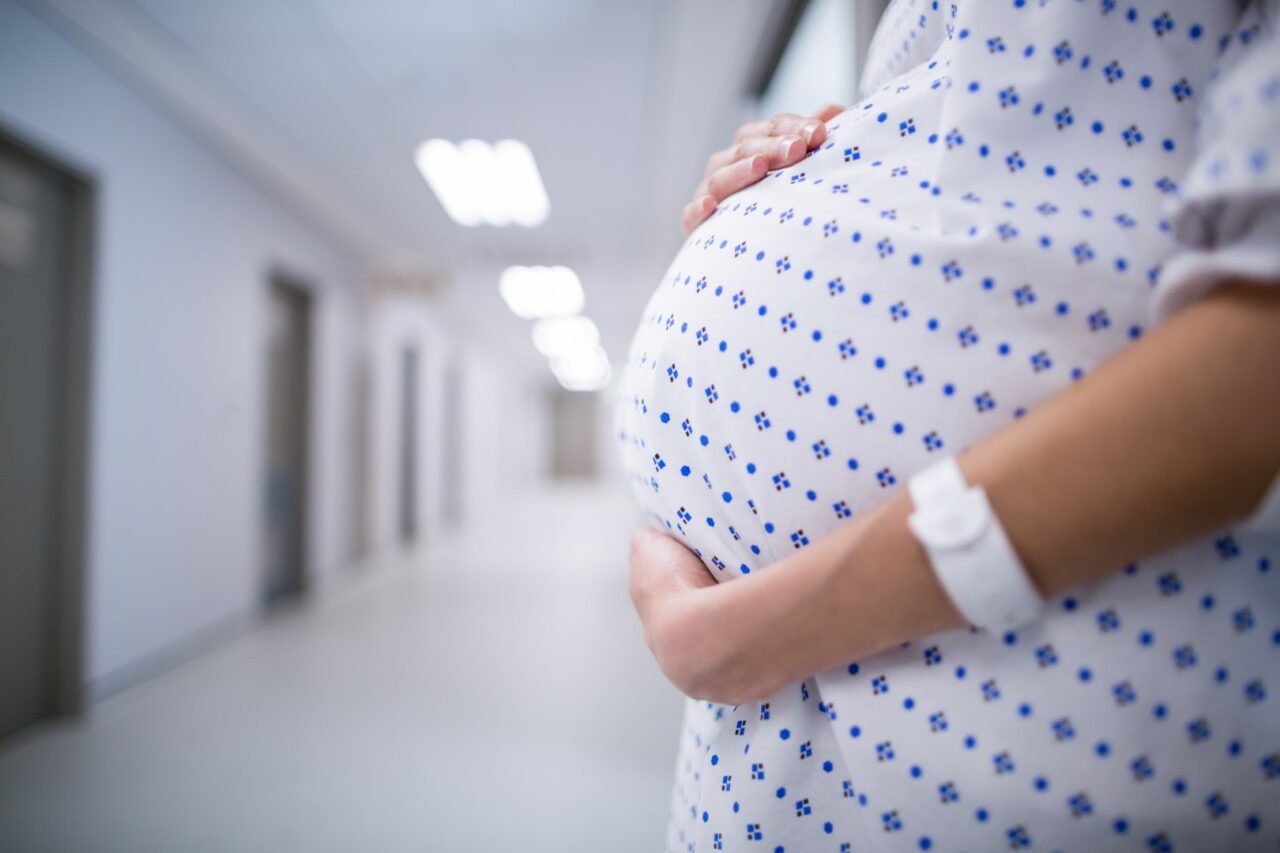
[857,0,948,99]
[1153,0,1280,320]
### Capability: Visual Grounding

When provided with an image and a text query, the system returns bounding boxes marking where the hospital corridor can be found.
[0,0,869,848]
[0,484,680,851]
[5,0,1280,851]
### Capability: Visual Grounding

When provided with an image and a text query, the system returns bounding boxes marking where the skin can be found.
[681,104,846,236]
[631,114,1280,704]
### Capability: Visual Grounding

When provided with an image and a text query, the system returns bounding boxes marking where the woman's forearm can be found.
[683,282,1280,702]
[964,282,1280,593]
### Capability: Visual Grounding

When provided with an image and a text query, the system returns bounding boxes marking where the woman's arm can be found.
[630,282,1280,703]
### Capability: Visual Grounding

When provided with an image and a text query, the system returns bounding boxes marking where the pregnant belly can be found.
[616,143,1162,578]
[615,244,976,576]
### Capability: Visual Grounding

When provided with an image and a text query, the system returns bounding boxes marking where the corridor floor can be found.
[0,483,685,853]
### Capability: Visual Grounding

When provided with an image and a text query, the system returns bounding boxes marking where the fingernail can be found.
[779,136,800,159]
[802,122,819,144]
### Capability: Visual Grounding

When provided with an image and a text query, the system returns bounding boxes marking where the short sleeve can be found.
[1154,0,1280,321]
[858,0,947,98]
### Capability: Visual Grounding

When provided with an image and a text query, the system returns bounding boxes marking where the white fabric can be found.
[615,1,1280,850]
[1154,0,1280,318]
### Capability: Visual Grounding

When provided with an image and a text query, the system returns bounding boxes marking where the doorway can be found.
[348,348,371,561]
[550,389,598,479]
[440,358,463,529]
[0,129,92,739]
[398,345,420,545]
[262,276,311,607]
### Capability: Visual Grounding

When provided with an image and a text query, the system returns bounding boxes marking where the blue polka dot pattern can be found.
[616,2,1280,850]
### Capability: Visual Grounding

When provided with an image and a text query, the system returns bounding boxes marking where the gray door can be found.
[0,139,74,737]
[440,359,463,528]
[550,389,598,478]
[348,350,371,561]
[398,345,419,544]
[262,278,311,606]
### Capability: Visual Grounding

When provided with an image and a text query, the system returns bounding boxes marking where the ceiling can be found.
[95,0,789,367]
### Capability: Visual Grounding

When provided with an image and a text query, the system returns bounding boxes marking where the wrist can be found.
[736,503,934,688]
[906,456,1045,632]
[826,495,966,663]
[648,580,763,702]
[679,555,833,703]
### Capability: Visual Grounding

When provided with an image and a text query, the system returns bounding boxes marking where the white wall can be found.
[0,0,562,700]
[0,1,366,696]
[459,356,543,515]
[757,0,861,120]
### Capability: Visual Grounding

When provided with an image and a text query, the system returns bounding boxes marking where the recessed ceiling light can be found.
[531,315,600,359]
[550,344,612,392]
[498,266,584,319]
[414,138,550,227]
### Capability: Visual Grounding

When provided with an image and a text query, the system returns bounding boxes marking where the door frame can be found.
[0,124,95,717]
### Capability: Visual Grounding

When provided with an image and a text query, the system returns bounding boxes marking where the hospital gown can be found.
[614,0,1280,850]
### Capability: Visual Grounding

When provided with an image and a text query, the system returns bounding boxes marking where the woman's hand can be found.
[627,521,869,705]
[681,104,846,236]
[628,528,720,697]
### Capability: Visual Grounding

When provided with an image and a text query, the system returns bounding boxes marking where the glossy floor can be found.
[0,483,684,852]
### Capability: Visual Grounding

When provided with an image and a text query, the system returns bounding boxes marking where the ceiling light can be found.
[414,138,550,227]
[550,344,612,392]
[531,315,600,359]
[499,266,584,319]
[492,141,550,227]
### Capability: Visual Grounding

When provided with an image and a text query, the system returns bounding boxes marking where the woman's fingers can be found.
[680,105,846,235]
[812,102,846,123]
[628,527,717,619]
[681,154,769,236]
[681,194,717,236]
[703,153,769,200]
[706,105,848,188]
[733,112,824,144]
[704,134,807,177]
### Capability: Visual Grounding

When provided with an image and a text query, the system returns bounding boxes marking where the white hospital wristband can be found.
[906,457,1044,632]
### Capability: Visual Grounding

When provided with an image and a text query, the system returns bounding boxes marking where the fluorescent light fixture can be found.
[499,266,584,319]
[531,315,600,359]
[550,344,612,392]
[414,138,550,227]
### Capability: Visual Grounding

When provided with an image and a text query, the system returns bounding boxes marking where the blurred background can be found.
[0,1,885,849]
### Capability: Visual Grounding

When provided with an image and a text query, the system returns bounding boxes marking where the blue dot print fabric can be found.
[614,1,1280,850]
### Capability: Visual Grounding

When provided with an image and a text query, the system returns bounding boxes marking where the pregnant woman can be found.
[616,1,1280,850]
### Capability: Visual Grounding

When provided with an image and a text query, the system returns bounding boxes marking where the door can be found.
[550,389,598,478]
[0,134,87,738]
[348,349,370,561]
[262,277,311,606]
[398,345,419,544]
[440,358,463,528]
